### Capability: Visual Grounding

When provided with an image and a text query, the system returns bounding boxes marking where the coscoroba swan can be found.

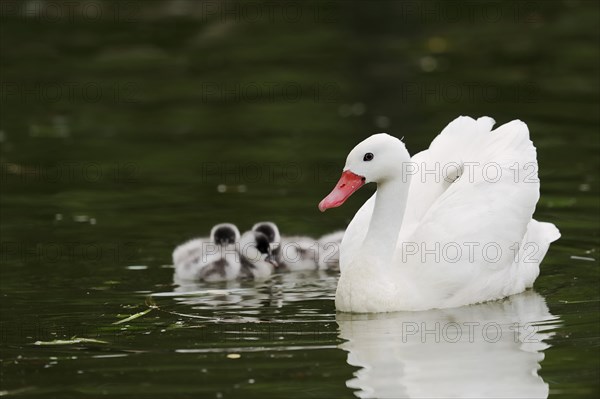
[319,116,560,312]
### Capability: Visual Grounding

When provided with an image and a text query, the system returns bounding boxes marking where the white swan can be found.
[319,116,560,312]
[173,223,242,283]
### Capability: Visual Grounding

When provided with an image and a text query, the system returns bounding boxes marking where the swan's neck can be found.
[362,176,410,263]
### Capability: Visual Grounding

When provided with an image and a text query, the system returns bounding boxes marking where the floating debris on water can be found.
[81,354,128,359]
[570,255,595,262]
[113,308,154,325]
[126,265,148,270]
[33,337,108,346]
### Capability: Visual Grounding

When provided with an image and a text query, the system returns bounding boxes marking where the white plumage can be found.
[320,116,560,312]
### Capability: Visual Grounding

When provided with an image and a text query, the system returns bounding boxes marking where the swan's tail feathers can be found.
[519,219,560,289]
[538,221,561,243]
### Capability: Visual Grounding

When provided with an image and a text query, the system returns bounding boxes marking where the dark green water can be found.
[1,1,599,397]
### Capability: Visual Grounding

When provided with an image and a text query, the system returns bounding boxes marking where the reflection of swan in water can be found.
[337,291,559,399]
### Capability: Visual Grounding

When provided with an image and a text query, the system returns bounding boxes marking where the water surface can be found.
[1,1,599,397]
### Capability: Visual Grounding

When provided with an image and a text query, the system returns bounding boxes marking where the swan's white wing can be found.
[401,116,496,236]
[412,117,539,247]
[400,118,542,302]
[394,117,493,274]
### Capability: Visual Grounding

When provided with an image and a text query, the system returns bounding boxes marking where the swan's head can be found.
[210,223,241,245]
[251,221,281,251]
[319,133,409,212]
[240,231,279,268]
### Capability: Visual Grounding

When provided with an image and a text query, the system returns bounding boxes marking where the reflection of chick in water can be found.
[337,291,557,399]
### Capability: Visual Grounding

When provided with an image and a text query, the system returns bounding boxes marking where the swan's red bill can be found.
[319,170,365,212]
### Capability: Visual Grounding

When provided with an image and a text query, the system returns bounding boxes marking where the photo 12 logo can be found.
[198,1,339,24]
[1,162,139,184]
[401,161,539,184]
[401,321,543,344]
[199,81,341,104]
[401,241,541,264]
[0,241,139,264]
[0,82,141,105]
[0,1,140,23]
[200,162,304,185]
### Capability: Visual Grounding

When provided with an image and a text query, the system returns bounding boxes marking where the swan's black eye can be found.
[363,152,374,162]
